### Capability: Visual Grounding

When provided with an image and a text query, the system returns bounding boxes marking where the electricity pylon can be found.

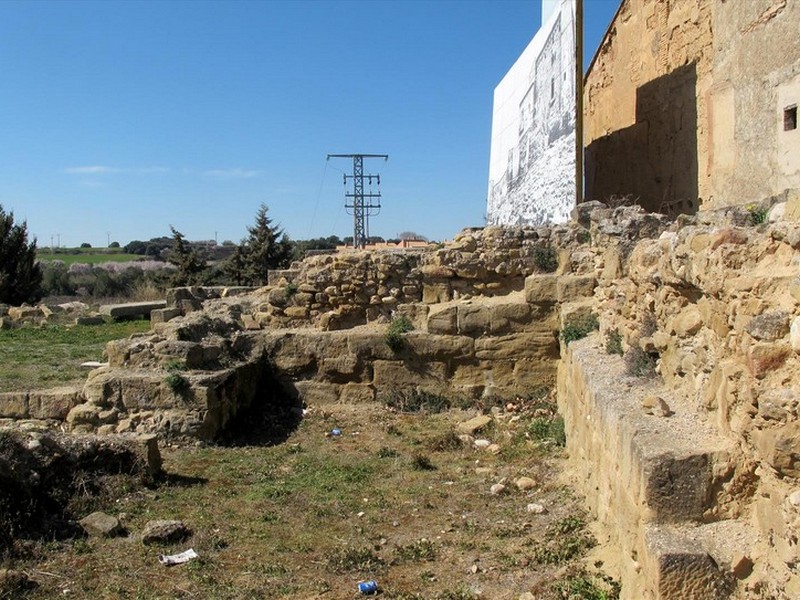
[327,153,388,249]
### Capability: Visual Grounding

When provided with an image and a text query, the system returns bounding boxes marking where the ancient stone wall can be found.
[584,0,799,214]
[559,197,800,598]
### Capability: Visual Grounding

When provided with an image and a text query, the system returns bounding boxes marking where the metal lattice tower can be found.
[327,153,388,248]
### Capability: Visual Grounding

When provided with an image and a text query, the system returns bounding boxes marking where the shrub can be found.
[528,416,566,447]
[164,361,189,394]
[560,313,599,344]
[605,329,623,355]
[0,204,42,305]
[747,203,769,226]
[624,345,658,378]
[384,389,450,414]
[384,314,413,351]
[533,245,558,273]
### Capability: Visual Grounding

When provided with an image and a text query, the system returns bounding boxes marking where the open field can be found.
[0,320,152,392]
[10,401,618,600]
[36,250,143,266]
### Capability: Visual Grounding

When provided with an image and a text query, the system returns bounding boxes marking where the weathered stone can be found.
[427,306,458,335]
[490,483,507,495]
[767,422,800,478]
[28,387,83,420]
[641,395,673,417]
[0,392,28,419]
[669,306,703,337]
[557,275,597,302]
[7,306,43,320]
[746,343,791,378]
[456,415,492,435]
[79,511,123,537]
[515,476,536,491]
[790,316,800,353]
[66,403,102,427]
[458,304,491,336]
[339,383,375,404]
[746,311,790,341]
[524,274,558,304]
[284,306,310,319]
[372,360,448,388]
[154,341,204,369]
[99,301,166,320]
[422,282,451,304]
[141,519,190,544]
[731,554,754,580]
[241,314,261,330]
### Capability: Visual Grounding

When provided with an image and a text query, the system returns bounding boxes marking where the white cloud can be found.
[64,165,120,174]
[203,168,262,179]
[63,166,170,175]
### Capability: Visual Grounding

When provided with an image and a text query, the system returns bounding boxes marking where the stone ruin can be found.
[2,190,800,598]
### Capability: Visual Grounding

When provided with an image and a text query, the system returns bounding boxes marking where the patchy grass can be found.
[7,402,616,599]
[384,315,413,352]
[560,313,599,344]
[0,320,152,392]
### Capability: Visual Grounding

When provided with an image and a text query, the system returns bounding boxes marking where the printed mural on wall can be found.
[487,0,577,226]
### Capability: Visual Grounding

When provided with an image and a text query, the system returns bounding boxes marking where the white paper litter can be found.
[158,548,199,566]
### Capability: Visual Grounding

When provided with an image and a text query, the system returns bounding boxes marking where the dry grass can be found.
[9,402,617,599]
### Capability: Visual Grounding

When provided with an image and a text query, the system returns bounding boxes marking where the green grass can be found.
[560,313,599,344]
[0,320,152,391]
[37,250,143,266]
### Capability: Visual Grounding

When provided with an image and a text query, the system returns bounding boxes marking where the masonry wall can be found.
[584,0,799,213]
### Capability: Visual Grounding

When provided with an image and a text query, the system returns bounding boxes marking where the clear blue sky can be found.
[0,0,618,247]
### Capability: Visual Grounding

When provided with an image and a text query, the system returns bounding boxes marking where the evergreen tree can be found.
[235,204,292,286]
[0,205,42,305]
[167,226,207,286]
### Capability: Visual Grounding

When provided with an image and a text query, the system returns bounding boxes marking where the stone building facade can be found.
[584,0,800,214]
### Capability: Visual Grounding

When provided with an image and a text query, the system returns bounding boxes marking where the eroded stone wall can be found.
[584,0,800,213]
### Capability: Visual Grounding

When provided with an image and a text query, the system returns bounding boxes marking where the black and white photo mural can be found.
[487,0,577,226]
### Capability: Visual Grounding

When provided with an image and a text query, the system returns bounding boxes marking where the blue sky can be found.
[0,0,618,247]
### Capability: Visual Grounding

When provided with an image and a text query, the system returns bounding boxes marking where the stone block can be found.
[372,360,448,388]
[99,301,167,320]
[557,275,597,302]
[422,282,451,304]
[0,392,28,418]
[290,381,340,405]
[28,387,83,420]
[79,511,123,538]
[763,422,800,478]
[241,314,261,330]
[339,383,375,404]
[475,333,559,361]
[403,333,474,361]
[284,306,310,319]
[457,304,491,336]
[75,315,105,326]
[488,303,534,335]
[395,303,429,330]
[669,306,703,337]
[150,307,182,324]
[7,306,43,320]
[524,274,558,304]
[746,310,790,341]
[427,306,457,335]
[154,341,204,369]
[792,316,800,352]
[746,342,791,378]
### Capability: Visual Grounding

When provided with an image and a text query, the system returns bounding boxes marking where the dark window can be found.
[785,105,797,131]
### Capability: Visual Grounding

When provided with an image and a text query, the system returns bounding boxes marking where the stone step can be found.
[99,301,167,320]
[558,334,743,599]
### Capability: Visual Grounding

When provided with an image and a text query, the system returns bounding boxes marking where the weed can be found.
[552,570,621,600]
[394,538,437,562]
[285,282,298,297]
[385,389,450,414]
[560,313,599,344]
[576,229,591,244]
[411,453,436,471]
[624,345,658,378]
[747,204,769,226]
[325,546,385,574]
[533,245,558,273]
[640,312,658,337]
[424,430,463,452]
[528,416,566,447]
[385,314,413,351]
[531,514,596,565]
[376,446,399,458]
[605,329,623,355]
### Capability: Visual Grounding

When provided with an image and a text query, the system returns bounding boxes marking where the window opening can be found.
[785,105,797,131]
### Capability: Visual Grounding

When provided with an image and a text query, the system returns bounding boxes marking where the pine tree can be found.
[0,205,42,305]
[167,226,207,286]
[236,204,292,286]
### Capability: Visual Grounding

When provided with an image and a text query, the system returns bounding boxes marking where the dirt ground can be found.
[4,398,618,600]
